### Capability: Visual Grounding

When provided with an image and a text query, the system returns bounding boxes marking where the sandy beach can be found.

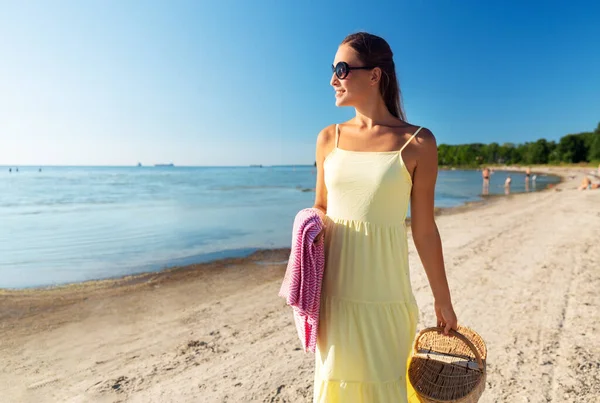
[1,167,599,403]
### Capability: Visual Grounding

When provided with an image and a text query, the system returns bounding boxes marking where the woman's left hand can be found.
[434,300,458,336]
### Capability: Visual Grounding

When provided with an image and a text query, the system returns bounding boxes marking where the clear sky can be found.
[1,0,599,166]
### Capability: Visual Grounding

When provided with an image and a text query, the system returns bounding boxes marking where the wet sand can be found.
[1,167,599,402]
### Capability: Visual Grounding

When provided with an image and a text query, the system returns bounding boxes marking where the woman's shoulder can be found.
[396,123,436,148]
[315,123,338,148]
[395,124,437,165]
[398,122,433,136]
[317,123,338,136]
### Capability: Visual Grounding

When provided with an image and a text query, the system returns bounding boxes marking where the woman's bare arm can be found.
[312,125,335,241]
[313,125,335,215]
[409,129,457,334]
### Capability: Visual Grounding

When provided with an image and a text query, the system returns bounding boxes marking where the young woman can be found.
[311,32,458,402]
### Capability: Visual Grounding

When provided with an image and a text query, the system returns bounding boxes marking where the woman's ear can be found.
[371,67,382,86]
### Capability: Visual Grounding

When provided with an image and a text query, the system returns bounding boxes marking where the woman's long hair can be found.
[341,32,406,121]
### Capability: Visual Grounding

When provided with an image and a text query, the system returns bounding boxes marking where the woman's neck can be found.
[353,97,400,129]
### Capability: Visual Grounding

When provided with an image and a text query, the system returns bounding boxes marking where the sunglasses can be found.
[331,61,376,80]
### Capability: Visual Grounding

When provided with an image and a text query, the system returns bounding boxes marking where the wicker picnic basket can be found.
[408,325,487,403]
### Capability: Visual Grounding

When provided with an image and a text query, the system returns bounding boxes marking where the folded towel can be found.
[278,208,325,353]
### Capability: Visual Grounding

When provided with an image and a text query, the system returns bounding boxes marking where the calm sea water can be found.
[0,166,559,288]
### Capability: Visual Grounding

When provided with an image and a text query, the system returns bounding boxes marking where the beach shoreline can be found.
[0,167,565,293]
[1,166,598,402]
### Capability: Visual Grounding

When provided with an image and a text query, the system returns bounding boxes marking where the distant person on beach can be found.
[504,175,512,194]
[578,176,591,190]
[482,167,490,195]
[310,32,457,401]
[577,176,599,190]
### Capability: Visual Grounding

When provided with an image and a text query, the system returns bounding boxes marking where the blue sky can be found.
[1,0,599,166]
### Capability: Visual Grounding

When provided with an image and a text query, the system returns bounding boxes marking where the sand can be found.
[1,167,599,403]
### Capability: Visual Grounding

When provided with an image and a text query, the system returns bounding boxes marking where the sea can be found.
[0,165,560,288]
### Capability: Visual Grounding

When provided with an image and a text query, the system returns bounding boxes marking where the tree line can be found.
[438,122,600,167]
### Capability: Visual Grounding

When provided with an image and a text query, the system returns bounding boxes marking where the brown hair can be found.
[341,32,406,121]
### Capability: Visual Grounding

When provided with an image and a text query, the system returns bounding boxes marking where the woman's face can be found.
[330,44,376,107]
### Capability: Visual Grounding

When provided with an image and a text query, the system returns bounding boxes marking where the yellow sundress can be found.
[313,124,423,402]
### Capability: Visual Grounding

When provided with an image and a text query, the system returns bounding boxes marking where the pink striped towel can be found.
[278,208,325,353]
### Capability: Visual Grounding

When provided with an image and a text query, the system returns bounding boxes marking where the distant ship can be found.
[250,164,263,168]
[137,162,142,167]
[154,163,174,167]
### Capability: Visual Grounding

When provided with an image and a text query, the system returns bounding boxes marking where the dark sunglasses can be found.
[331,61,376,79]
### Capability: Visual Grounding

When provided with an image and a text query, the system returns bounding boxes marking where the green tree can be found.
[588,122,600,161]
[437,144,451,165]
[529,139,550,164]
[485,142,500,164]
[433,121,598,166]
[548,141,561,163]
[498,143,517,164]
[518,142,534,164]
[558,134,588,163]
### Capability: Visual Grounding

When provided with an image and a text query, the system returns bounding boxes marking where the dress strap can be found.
[334,124,340,148]
[399,126,423,153]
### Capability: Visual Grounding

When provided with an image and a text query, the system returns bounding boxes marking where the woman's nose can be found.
[330,71,339,87]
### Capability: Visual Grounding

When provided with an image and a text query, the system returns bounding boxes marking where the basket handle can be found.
[414,327,485,373]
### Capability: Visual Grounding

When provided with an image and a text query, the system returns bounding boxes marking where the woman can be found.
[311,32,458,402]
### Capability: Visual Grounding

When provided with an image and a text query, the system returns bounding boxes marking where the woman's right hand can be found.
[435,300,458,336]
[312,208,326,244]
[314,228,325,244]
